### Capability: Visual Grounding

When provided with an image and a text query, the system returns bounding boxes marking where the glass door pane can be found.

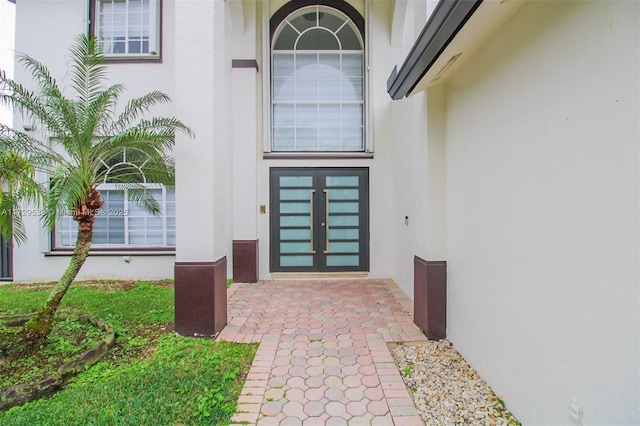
[322,172,364,269]
[272,172,317,271]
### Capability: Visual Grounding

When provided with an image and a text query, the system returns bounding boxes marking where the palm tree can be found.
[0,149,44,245]
[0,34,191,346]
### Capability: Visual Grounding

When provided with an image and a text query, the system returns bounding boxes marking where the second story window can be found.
[93,0,161,60]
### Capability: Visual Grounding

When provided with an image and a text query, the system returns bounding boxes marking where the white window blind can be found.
[272,6,364,152]
[55,185,175,249]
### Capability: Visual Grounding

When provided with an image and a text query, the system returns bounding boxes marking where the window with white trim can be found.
[54,151,175,249]
[272,6,365,152]
[93,0,161,59]
[55,185,175,248]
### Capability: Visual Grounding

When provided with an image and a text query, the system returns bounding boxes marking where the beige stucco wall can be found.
[440,1,639,423]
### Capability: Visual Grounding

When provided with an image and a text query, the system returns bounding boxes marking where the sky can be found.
[0,0,15,127]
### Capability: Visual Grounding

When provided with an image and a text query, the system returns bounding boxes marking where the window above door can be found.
[270,5,366,153]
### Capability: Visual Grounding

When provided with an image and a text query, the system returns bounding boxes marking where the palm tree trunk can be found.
[22,221,93,344]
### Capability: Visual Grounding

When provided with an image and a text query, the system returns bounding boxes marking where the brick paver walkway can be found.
[218,279,427,425]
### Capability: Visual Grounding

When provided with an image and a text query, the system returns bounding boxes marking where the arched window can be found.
[55,150,175,249]
[271,4,365,152]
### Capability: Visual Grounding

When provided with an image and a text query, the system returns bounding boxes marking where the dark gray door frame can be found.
[270,167,369,273]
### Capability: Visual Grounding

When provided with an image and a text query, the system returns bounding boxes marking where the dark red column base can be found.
[232,240,259,283]
[175,257,227,337]
[414,256,447,340]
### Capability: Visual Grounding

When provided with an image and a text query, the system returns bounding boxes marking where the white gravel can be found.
[391,340,521,426]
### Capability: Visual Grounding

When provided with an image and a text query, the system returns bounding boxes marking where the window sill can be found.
[263,152,374,160]
[103,55,162,64]
[45,248,175,257]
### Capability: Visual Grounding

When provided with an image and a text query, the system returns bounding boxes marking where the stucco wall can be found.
[0,1,15,128]
[389,0,446,299]
[9,0,407,283]
[442,1,639,423]
[11,0,178,281]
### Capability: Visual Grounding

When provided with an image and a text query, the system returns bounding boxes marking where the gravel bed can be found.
[392,340,521,425]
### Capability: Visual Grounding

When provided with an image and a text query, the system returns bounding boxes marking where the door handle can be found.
[310,189,316,254]
[323,189,329,254]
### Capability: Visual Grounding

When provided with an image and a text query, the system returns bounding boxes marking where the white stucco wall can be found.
[388,0,448,299]
[172,0,232,271]
[230,1,259,243]
[9,0,408,282]
[442,1,639,423]
[389,85,448,300]
[364,0,397,281]
[390,91,428,298]
[0,0,15,128]
[10,0,179,281]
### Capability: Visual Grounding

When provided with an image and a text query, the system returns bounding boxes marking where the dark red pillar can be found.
[174,257,227,337]
[414,256,447,340]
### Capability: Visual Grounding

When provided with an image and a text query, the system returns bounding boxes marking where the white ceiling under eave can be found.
[410,0,526,95]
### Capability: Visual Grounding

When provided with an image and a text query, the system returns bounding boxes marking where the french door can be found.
[270,168,369,272]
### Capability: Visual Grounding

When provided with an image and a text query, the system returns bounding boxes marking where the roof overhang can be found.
[387,0,525,100]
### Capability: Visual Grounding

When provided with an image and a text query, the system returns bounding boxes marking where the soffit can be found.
[388,0,525,99]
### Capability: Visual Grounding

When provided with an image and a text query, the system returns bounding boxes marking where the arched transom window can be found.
[272,5,364,152]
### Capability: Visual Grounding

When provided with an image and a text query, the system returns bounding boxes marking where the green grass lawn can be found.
[0,280,256,425]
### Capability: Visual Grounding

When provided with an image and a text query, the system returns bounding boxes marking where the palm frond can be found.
[109,91,172,134]
[43,164,93,230]
[12,54,86,145]
[119,184,162,215]
[1,33,192,238]
[92,133,174,167]
[43,93,81,145]
[0,151,45,244]
[136,157,175,186]
[15,53,63,99]
[69,34,107,107]
[138,116,194,138]
[85,83,124,138]
[0,123,65,173]
[0,76,69,138]
[94,117,192,161]
[0,195,27,245]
